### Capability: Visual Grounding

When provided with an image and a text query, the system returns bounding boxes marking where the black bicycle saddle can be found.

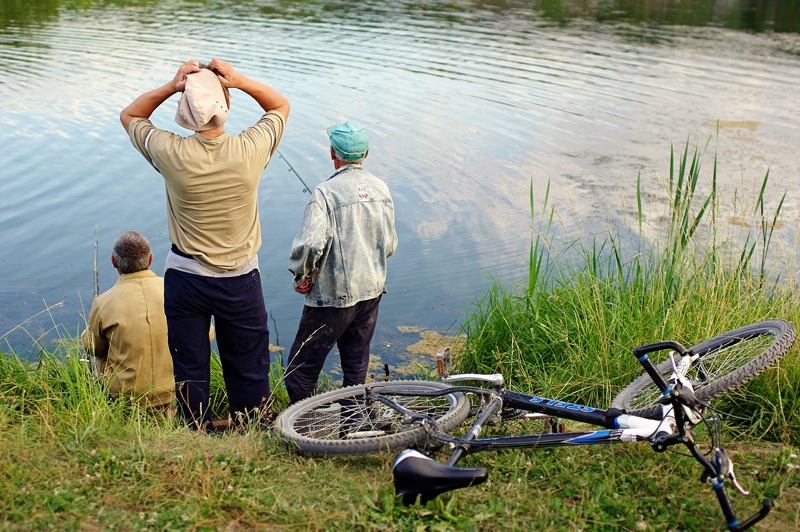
[392,449,488,505]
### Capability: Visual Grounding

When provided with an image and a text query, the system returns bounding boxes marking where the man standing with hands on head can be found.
[285,122,397,404]
[120,58,289,430]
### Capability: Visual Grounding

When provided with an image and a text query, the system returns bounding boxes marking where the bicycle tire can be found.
[611,320,796,419]
[274,380,471,455]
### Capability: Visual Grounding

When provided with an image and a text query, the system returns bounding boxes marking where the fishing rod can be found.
[83,225,100,378]
[277,149,313,195]
[93,224,99,298]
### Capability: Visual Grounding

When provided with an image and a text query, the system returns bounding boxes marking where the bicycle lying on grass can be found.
[275,320,796,531]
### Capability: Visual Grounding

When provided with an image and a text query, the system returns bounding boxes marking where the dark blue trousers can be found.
[284,295,381,404]
[164,268,270,429]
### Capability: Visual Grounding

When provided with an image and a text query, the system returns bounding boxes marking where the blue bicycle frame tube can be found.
[502,390,618,427]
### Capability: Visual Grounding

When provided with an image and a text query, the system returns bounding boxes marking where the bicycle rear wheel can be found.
[611,320,796,419]
[274,381,470,455]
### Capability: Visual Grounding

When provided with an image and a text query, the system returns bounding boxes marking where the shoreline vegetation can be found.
[2,140,799,529]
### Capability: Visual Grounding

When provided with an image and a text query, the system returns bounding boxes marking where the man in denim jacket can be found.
[285,122,398,404]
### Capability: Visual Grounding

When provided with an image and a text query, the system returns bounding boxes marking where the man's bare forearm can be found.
[119,83,176,130]
[207,58,290,122]
[237,76,290,121]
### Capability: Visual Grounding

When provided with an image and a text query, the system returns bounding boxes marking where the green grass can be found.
[1,138,799,529]
[0,382,797,531]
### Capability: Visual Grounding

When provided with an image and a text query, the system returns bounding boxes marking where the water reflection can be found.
[3,0,800,33]
[1,0,799,364]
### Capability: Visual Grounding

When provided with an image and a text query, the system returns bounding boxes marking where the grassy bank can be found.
[1,140,799,529]
[0,349,798,530]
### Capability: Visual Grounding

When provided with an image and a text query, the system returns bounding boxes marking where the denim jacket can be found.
[288,164,397,308]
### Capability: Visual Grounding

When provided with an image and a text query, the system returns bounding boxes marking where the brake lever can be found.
[701,447,750,495]
[716,448,750,495]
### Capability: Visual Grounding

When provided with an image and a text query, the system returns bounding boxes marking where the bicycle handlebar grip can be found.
[712,477,771,531]
[732,499,771,531]
[631,341,688,359]
[631,341,687,393]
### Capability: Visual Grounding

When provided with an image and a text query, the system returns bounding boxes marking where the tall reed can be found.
[457,139,799,442]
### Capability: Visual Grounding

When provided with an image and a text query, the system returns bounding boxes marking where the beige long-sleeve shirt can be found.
[81,270,173,407]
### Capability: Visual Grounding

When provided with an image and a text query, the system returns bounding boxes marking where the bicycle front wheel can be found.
[611,320,796,419]
[274,381,471,455]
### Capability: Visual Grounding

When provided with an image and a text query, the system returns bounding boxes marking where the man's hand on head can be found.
[120,59,200,130]
[207,58,239,89]
[172,59,200,92]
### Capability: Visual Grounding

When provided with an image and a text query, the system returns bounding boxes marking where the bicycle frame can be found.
[374,378,674,474]
[386,343,772,530]
[430,386,671,454]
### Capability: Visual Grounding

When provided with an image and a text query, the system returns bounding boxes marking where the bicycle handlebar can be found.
[731,499,772,531]
[631,340,689,358]
[631,341,770,530]
[711,471,772,531]
[632,341,689,395]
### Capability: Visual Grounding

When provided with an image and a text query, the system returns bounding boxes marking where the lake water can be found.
[2,0,799,371]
